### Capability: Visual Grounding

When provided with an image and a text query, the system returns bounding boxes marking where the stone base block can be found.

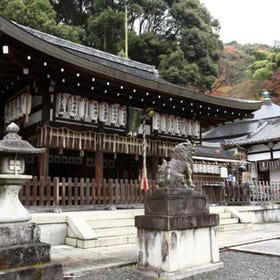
[137,226,221,278]
[135,214,219,230]
[0,222,40,247]
[0,261,63,280]
[137,262,224,280]
[0,242,50,269]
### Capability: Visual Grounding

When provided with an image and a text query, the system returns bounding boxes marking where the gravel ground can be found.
[71,250,280,280]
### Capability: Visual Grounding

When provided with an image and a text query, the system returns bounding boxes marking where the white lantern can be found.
[21,93,32,117]
[118,105,127,127]
[167,115,175,134]
[78,97,88,121]
[17,95,23,118]
[99,102,109,122]
[194,120,200,137]
[4,103,9,123]
[181,119,187,136]
[185,119,191,136]
[160,114,167,133]
[56,93,69,117]
[88,100,99,122]
[67,95,79,119]
[175,117,182,135]
[152,112,160,131]
[109,103,120,125]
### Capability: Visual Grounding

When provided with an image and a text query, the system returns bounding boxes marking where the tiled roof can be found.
[0,16,262,111]
[253,98,280,120]
[202,120,263,140]
[15,22,160,82]
[203,97,280,140]
[194,146,237,160]
[225,118,280,146]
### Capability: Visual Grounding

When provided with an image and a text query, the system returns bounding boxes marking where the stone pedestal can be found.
[135,188,223,279]
[0,175,33,223]
[0,222,63,280]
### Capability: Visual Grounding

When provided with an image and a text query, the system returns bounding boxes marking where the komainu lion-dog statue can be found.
[156,141,194,189]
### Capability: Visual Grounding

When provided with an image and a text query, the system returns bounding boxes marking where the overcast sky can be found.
[200,0,280,46]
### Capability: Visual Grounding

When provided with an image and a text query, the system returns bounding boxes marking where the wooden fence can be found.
[226,181,280,204]
[19,177,280,207]
[19,176,156,207]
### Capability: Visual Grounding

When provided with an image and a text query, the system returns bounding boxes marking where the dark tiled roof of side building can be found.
[203,96,280,140]
[225,117,280,146]
[194,146,237,160]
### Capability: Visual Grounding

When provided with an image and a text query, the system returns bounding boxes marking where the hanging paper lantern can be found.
[167,115,175,134]
[21,93,32,116]
[99,102,109,122]
[181,119,187,136]
[175,117,182,135]
[4,103,9,123]
[109,103,120,125]
[88,100,99,122]
[78,97,88,121]
[160,114,167,133]
[152,112,160,131]
[67,95,79,119]
[118,105,127,127]
[17,95,23,118]
[194,120,200,137]
[56,93,69,117]
[20,93,32,122]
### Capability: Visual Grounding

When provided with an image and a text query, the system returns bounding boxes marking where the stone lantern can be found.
[0,123,63,279]
[0,122,44,223]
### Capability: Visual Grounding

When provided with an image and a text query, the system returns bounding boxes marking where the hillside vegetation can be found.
[210,42,280,102]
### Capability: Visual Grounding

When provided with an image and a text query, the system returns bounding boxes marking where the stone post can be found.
[135,142,223,279]
[0,123,63,279]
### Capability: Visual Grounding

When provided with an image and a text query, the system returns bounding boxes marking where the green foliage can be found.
[128,32,174,66]
[86,8,125,53]
[0,0,82,42]
[0,0,223,92]
[50,0,92,26]
[159,50,199,85]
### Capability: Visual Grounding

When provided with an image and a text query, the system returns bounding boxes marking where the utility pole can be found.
[125,2,128,58]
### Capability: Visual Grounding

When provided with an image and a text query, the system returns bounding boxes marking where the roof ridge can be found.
[247,120,267,138]
[13,21,158,75]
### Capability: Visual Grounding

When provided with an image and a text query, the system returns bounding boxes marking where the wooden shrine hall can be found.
[0,16,261,191]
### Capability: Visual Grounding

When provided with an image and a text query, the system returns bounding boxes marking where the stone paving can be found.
[51,222,280,279]
[88,251,280,280]
[231,238,280,256]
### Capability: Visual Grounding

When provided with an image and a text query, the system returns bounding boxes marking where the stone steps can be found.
[65,209,143,248]
[219,217,239,225]
[66,235,137,249]
[65,207,249,248]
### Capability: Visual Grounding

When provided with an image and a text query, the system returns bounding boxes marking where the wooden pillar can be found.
[95,150,104,182]
[39,147,49,178]
[151,155,159,181]
[41,91,51,124]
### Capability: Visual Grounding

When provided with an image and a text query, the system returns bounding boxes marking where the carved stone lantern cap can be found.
[0,122,45,155]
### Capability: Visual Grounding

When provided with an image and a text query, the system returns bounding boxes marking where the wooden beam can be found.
[39,147,49,177]
[95,150,103,184]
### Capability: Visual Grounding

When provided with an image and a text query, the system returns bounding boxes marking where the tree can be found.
[161,0,223,90]
[159,50,199,86]
[1,0,224,92]
[0,0,82,43]
[50,0,92,26]
[86,7,125,54]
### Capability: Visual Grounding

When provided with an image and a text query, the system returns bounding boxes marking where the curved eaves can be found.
[0,16,261,111]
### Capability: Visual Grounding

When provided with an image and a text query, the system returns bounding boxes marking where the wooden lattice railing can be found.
[19,177,280,207]
[19,177,157,207]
